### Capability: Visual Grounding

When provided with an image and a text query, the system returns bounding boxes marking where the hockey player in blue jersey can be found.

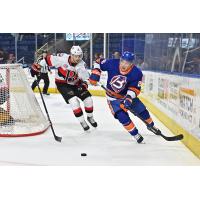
[89,51,161,143]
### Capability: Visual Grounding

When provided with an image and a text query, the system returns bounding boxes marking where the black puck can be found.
[81,153,87,156]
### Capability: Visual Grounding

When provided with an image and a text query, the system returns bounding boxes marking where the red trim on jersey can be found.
[46,55,53,66]
[58,67,67,77]
[85,107,93,112]
[128,87,141,96]
[73,107,82,115]
[55,79,68,83]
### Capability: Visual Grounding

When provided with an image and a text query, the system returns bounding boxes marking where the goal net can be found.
[0,64,49,137]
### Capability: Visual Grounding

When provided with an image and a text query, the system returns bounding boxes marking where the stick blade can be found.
[162,134,184,141]
[55,136,62,142]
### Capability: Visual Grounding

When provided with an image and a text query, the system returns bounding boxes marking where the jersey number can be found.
[65,70,78,83]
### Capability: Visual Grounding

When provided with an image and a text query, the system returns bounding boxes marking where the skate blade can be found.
[132,137,145,144]
[82,129,91,134]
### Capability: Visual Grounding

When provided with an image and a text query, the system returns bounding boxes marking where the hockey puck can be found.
[81,153,87,156]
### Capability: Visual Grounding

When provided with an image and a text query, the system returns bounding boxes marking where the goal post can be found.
[0,64,50,137]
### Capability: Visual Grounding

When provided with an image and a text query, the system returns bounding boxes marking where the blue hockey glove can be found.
[124,95,133,109]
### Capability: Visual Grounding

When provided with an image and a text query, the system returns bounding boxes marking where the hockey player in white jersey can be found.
[44,46,97,131]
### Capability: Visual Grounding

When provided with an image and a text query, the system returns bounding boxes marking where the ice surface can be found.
[0,94,199,166]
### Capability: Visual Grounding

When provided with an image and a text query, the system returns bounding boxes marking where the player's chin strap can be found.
[96,82,183,142]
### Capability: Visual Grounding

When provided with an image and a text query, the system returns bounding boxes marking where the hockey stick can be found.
[99,83,183,141]
[34,76,62,142]
[120,104,184,141]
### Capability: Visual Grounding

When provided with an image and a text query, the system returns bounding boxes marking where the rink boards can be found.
[142,71,200,158]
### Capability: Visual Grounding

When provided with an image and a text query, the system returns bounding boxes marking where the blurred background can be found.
[1,33,200,76]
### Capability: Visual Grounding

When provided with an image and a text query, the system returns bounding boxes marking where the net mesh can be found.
[0,64,49,136]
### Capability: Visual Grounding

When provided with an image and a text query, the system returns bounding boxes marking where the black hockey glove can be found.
[78,81,88,91]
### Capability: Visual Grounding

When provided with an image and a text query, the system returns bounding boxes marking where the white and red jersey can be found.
[44,54,89,85]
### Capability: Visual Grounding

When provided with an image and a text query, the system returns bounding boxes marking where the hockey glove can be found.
[124,95,133,109]
[81,81,88,90]
[30,63,41,77]
[78,81,88,91]
[89,68,101,85]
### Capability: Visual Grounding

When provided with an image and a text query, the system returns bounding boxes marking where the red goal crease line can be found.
[0,125,50,137]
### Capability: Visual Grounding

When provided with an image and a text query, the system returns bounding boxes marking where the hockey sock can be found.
[123,120,138,136]
[116,110,138,136]
[139,110,154,127]
[83,97,93,118]
[68,97,85,123]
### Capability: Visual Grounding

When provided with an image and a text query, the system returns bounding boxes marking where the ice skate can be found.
[147,125,161,135]
[80,121,90,131]
[133,133,144,144]
[87,116,98,128]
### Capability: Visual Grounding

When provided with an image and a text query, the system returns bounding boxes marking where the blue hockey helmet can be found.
[121,51,135,62]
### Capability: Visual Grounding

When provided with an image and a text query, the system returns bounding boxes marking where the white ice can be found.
[0,94,199,166]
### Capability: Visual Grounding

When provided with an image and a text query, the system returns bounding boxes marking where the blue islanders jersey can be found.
[99,59,143,100]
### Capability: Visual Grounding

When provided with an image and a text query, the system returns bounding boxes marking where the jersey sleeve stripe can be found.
[106,88,125,99]
[46,55,53,66]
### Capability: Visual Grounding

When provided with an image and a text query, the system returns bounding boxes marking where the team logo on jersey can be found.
[110,75,127,93]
